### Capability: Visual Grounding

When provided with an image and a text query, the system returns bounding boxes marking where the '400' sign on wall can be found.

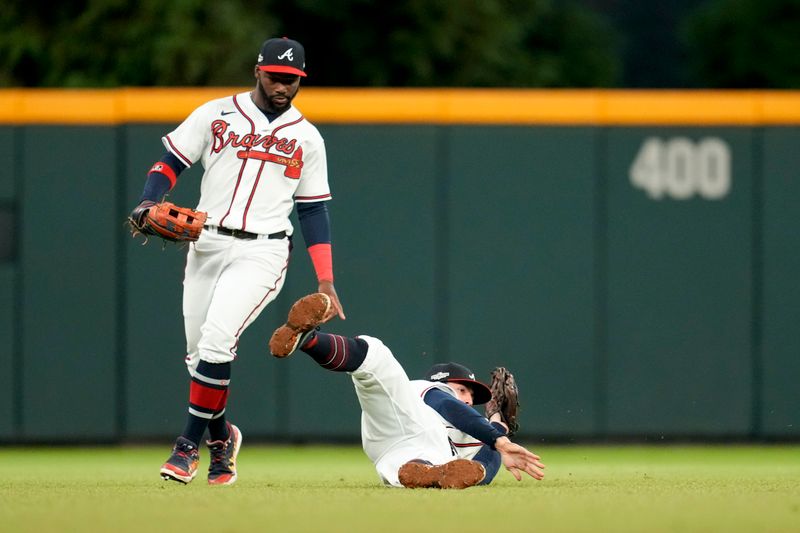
[629,137,732,200]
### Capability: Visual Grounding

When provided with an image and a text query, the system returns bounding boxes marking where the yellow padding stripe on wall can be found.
[1,88,799,125]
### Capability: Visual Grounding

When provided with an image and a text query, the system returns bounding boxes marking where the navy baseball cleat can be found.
[398,458,486,489]
[269,293,331,357]
[207,422,243,486]
[160,437,200,484]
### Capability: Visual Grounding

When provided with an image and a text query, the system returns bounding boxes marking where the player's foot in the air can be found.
[269,293,331,358]
[207,422,242,485]
[398,458,486,489]
[160,436,200,484]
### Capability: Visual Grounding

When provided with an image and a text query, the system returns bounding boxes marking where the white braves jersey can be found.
[409,380,484,460]
[163,91,331,235]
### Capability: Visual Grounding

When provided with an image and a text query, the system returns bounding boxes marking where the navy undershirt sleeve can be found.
[474,443,502,485]
[423,388,506,447]
[297,201,331,246]
[139,152,187,202]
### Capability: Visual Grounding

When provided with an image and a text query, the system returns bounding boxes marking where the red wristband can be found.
[308,243,333,282]
[149,162,177,188]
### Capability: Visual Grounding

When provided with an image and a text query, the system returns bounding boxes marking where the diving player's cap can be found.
[257,37,307,77]
[424,362,493,405]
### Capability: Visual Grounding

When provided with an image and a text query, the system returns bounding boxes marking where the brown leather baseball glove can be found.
[128,200,207,243]
[485,367,520,437]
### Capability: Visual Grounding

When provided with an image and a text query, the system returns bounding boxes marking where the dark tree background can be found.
[682,0,800,88]
[0,0,797,88]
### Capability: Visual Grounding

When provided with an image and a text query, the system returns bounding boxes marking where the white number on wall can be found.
[629,137,731,200]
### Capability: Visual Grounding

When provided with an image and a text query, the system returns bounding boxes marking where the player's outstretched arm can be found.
[296,202,345,321]
[318,279,345,320]
[494,436,545,481]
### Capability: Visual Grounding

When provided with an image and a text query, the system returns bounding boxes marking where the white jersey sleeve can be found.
[409,379,454,400]
[293,132,330,203]
[408,380,485,460]
[161,100,217,167]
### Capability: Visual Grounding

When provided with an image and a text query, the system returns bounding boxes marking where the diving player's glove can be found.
[128,200,207,243]
[485,367,520,437]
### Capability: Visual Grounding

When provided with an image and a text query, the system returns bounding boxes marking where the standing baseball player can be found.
[269,294,545,488]
[128,37,345,485]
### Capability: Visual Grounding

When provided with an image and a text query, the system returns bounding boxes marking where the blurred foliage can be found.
[1,0,797,88]
[0,0,618,87]
[283,0,619,87]
[682,0,800,88]
[0,0,277,87]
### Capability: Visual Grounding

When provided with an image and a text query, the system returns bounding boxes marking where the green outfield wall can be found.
[0,90,798,442]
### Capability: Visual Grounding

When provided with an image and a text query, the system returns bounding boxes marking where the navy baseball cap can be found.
[257,37,307,77]
[424,362,492,405]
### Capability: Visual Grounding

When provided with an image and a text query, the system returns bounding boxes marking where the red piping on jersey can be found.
[420,385,438,398]
[219,93,256,229]
[240,115,305,228]
[271,115,305,137]
[165,135,192,167]
[228,247,290,359]
[240,160,266,231]
[295,193,332,201]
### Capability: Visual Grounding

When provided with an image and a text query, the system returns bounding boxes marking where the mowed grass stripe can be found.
[1,445,798,532]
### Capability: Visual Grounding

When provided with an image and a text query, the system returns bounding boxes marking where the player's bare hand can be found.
[495,437,545,481]
[318,280,345,321]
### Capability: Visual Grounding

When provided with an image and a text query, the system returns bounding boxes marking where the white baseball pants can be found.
[352,335,455,487]
[183,231,291,373]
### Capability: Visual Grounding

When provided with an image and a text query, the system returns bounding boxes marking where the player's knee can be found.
[196,341,236,364]
[196,335,237,364]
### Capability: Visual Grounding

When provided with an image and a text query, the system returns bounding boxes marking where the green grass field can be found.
[1,445,798,532]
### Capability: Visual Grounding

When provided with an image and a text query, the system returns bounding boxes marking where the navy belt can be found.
[204,225,287,241]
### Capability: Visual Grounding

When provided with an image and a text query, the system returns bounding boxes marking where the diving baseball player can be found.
[269,294,545,489]
[128,37,345,485]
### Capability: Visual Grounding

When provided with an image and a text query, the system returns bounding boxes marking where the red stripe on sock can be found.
[323,334,347,369]
[189,381,227,410]
[303,335,319,350]
[321,334,338,366]
[215,389,229,411]
[333,335,349,370]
